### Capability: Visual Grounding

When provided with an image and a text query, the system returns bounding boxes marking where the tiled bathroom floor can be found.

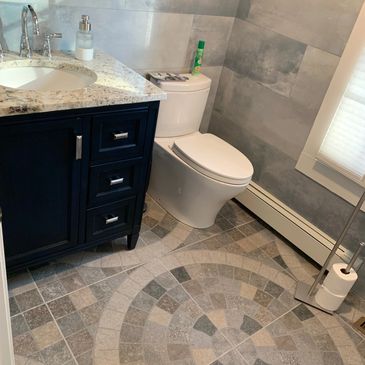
[8,196,365,365]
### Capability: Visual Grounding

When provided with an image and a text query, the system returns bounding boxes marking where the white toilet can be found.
[148,74,254,228]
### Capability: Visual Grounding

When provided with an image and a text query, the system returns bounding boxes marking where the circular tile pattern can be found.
[118,263,298,365]
[92,249,363,365]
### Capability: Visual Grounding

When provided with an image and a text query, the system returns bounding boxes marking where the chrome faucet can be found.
[0,41,3,62]
[0,16,6,62]
[20,5,40,58]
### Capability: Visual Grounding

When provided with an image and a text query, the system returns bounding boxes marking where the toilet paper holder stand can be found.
[295,190,365,315]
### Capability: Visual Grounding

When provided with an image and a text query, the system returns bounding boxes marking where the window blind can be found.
[318,50,365,182]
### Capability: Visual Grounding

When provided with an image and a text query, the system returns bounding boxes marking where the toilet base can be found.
[148,139,250,229]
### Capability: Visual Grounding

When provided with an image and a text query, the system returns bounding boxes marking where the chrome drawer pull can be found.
[75,135,83,160]
[109,177,124,186]
[113,132,129,140]
[105,215,119,225]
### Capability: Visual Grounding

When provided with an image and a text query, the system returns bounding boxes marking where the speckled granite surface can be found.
[0,51,166,117]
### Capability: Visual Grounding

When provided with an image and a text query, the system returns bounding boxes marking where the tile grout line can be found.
[335,312,365,343]
[11,226,249,362]
[13,213,246,317]
[159,255,302,365]
[158,259,241,363]
[11,202,255,315]
[170,218,256,255]
[31,278,79,365]
[11,263,142,318]
[230,301,303,362]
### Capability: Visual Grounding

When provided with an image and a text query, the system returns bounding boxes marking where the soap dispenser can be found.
[75,15,94,61]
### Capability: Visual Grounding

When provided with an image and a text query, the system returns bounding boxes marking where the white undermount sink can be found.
[0,65,97,91]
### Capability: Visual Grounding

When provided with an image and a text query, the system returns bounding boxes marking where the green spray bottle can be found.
[192,40,205,75]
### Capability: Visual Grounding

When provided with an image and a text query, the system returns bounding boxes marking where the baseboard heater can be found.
[236,182,361,269]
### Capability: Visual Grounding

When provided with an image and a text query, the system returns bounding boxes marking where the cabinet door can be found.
[0,117,85,269]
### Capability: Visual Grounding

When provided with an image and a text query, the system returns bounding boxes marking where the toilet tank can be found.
[152,74,211,137]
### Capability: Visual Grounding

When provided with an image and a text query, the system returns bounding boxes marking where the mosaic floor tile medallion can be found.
[8,197,365,364]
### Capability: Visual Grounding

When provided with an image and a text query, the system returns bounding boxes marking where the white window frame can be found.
[296,2,365,208]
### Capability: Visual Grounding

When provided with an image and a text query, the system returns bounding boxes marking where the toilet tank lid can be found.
[172,133,254,185]
[156,74,211,92]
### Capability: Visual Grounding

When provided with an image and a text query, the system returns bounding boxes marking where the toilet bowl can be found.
[149,133,252,228]
[148,73,254,228]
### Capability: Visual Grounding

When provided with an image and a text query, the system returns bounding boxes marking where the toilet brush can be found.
[294,190,365,314]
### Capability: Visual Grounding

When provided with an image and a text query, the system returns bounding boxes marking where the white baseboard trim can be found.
[236,182,359,269]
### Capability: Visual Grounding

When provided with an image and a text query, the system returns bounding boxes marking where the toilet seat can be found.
[171,133,253,185]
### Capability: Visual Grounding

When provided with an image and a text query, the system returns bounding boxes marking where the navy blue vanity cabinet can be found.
[0,102,159,272]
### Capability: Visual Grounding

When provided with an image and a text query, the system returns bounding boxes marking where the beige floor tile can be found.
[148,306,172,326]
[251,329,276,347]
[69,287,97,311]
[31,322,62,350]
[240,282,257,300]
[192,348,216,365]
[207,309,227,328]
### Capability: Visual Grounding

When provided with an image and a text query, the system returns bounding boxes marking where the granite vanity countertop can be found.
[0,50,166,117]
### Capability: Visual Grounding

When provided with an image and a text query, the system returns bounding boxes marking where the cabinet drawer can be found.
[86,198,135,242]
[91,109,148,162]
[88,159,143,207]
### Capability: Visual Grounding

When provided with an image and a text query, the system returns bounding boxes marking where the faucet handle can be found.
[48,33,62,38]
[43,33,62,59]
[45,33,62,40]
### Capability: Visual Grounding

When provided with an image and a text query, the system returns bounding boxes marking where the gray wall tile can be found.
[50,0,126,9]
[225,19,306,97]
[49,7,194,70]
[200,66,223,133]
[236,0,251,20]
[290,46,340,113]
[185,15,234,68]
[1,1,234,72]
[209,109,365,249]
[124,0,195,13]
[213,67,315,159]
[194,0,239,17]
[125,0,240,16]
[245,0,364,55]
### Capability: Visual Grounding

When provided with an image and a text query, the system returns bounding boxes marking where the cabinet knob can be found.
[105,215,119,225]
[109,177,125,186]
[113,132,128,140]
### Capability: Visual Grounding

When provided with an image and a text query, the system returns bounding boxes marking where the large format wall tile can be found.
[48,7,194,70]
[185,15,234,68]
[200,66,223,133]
[124,0,195,13]
[213,67,315,159]
[290,46,340,113]
[209,110,365,246]
[236,0,251,20]
[1,1,236,72]
[125,0,239,16]
[30,0,239,16]
[225,19,306,97]
[245,0,364,55]
[194,0,239,17]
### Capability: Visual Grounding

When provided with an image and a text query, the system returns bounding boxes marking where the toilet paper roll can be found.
[322,263,358,296]
[315,285,346,311]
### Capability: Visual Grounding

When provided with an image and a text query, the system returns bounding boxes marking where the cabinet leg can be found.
[127,233,139,250]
